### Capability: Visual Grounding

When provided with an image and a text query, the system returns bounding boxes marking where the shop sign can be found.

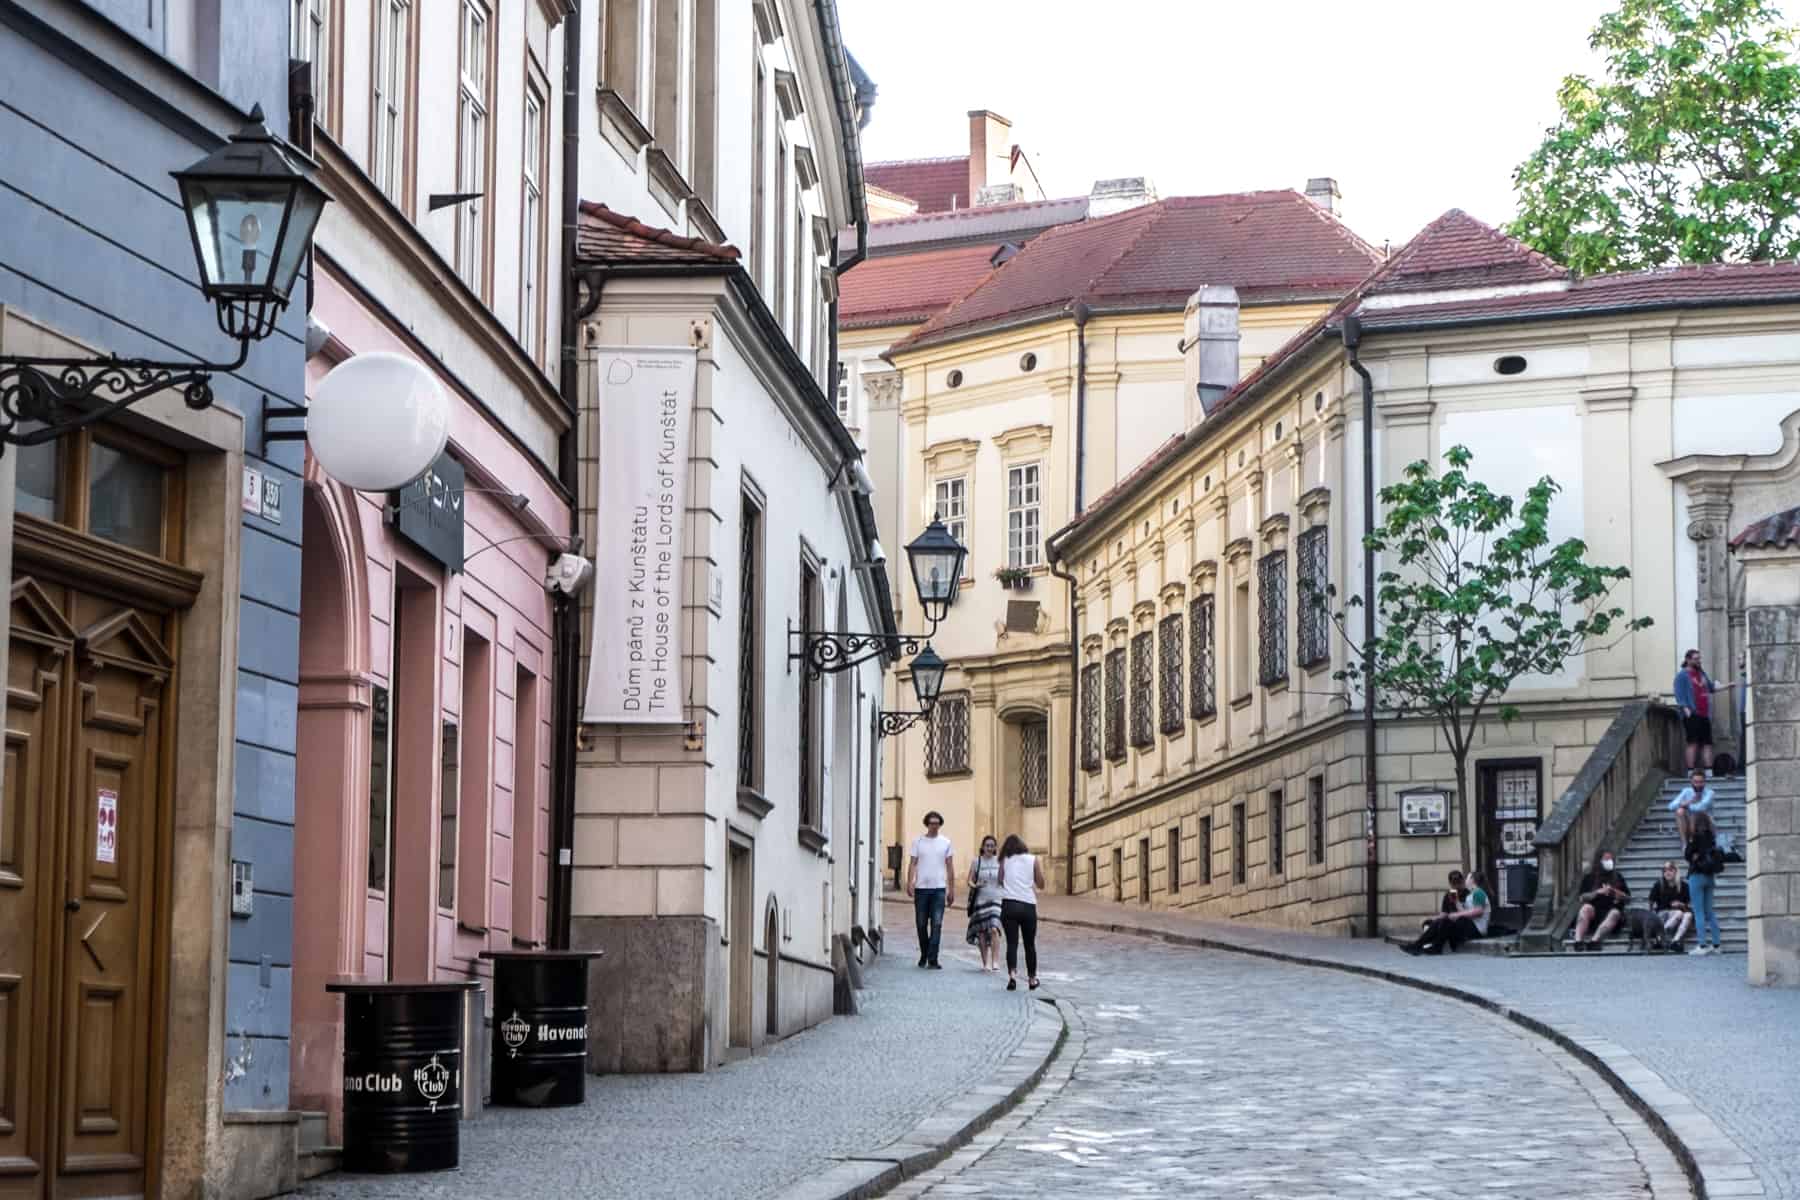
[391,452,466,573]
[1399,787,1450,836]
[582,347,695,724]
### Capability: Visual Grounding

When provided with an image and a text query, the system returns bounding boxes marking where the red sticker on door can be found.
[97,789,118,864]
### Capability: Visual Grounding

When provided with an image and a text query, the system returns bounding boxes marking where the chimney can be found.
[1183,286,1240,425]
[1087,177,1158,218]
[967,110,1013,205]
[1305,176,1341,215]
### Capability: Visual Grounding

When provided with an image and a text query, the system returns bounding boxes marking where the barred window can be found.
[1258,550,1288,687]
[1021,719,1048,807]
[1232,801,1247,885]
[798,558,822,827]
[926,691,970,776]
[1080,662,1102,772]
[1104,648,1126,761]
[737,495,763,790]
[1199,814,1213,885]
[1167,826,1181,895]
[1189,595,1216,719]
[1129,631,1154,748]
[1269,788,1285,875]
[1309,775,1326,867]
[1158,613,1184,734]
[1297,526,1330,669]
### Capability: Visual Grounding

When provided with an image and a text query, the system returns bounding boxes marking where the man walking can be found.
[1674,649,1725,774]
[906,811,955,969]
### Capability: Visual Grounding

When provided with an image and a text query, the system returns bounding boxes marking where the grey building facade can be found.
[1,0,308,1192]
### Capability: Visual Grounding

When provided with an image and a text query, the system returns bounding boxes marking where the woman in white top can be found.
[997,835,1046,991]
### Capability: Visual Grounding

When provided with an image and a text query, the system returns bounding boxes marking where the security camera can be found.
[865,539,887,567]
[304,315,333,360]
[850,460,876,497]
[545,552,594,596]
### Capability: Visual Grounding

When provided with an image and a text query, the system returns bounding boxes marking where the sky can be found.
[839,0,1618,250]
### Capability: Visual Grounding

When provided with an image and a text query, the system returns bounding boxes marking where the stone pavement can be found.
[1033,893,1800,1198]
[301,912,1034,1199]
[890,920,1686,1200]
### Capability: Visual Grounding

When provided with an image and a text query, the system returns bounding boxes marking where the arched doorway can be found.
[764,898,780,1038]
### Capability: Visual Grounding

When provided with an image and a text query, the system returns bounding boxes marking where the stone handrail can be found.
[1521,700,1684,948]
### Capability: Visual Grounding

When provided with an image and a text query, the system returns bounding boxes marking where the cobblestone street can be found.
[896,922,1686,1200]
[303,913,1032,1199]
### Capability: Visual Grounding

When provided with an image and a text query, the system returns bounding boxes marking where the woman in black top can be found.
[1684,812,1726,955]
[1647,860,1692,949]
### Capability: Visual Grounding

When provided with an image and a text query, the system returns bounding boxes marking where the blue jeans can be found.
[1689,871,1721,946]
[914,888,946,963]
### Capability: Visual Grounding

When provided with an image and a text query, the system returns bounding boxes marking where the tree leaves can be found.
[1510,0,1800,273]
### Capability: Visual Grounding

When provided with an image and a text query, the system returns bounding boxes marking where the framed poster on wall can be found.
[1398,787,1451,836]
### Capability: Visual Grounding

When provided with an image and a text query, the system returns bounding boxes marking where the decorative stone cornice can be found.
[1299,485,1331,526]
[1191,558,1219,590]
[1160,581,1187,610]
[1224,536,1254,565]
[1133,600,1157,626]
[993,422,1053,458]
[1106,616,1129,642]
[1260,512,1290,550]
[1081,633,1104,656]
[863,371,902,409]
[923,437,980,474]
[1580,384,1637,413]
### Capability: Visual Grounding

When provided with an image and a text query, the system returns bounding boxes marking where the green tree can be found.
[1325,447,1651,875]
[1510,0,1800,274]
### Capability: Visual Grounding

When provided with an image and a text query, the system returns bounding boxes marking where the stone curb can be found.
[1039,911,1742,1200]
[769,996,1070,1200]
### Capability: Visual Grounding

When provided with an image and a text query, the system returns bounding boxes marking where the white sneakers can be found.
[1693,945,1714,956]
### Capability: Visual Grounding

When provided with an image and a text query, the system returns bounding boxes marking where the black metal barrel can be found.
[479,950,603,1107]
[327,980,479,1173]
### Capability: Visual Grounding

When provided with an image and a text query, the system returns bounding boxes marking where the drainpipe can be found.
[1341,314,1380,940]
[1072,302,1090,513]
[1049,552,1080,893]
[549,0,583,948]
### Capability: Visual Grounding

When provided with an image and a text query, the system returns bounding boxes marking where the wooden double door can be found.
[0,572,174,1199]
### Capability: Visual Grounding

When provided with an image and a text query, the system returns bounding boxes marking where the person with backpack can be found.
[1684,810,1726,955]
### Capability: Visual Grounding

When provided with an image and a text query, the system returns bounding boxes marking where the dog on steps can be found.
[1623,907,1671,953]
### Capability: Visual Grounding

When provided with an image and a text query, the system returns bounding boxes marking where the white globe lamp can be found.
[307,352,450,491]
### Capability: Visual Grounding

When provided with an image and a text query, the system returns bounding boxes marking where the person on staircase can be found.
[1669,767,1715,849]
[1648,860,1693,950]
[1571,847,1630,950]
[1674,649,1728,775]
[1684,811,1727,956]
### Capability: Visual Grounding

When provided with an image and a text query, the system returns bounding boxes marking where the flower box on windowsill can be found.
[994,567,1033,590]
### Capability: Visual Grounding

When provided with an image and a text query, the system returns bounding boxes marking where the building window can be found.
[792,203,807,338]
[750,46,766,286]
[371,0,410,204]
[1269,788,1285,875]
[1138,838,1150,903]
[520,83,547,362]
[1007,463,1042,568]
[690,0,718,208]
[1232,802,1247,886]
[1080,662,1101,772]
[368,685,392,893]
[1089,855,1099,895]
[1020,718,1048,807]
[292,0,333,132]
[1158,612,1184,734]
[774,141,789,328]
[1258,550,1288,687]
[1190,594,1216,718]
[1199,814,1213,885]
[1129,631,1154,748]
[651,0,680,146]
[836,360,851,420]
[512,667,541,942]
[1167,826,1180,895]
[925,691,970,776]
[438,720,460,910]
[1103,648,1125,762]
[1309,775,1326,867]
[1297,526,1330,669]
[737,493,764,792]
[456,0,492,295]
[602,0,643,112]
[1232,580,1251,700]
[1112,846,1123,902]
[934,476,968,550]
[798,556,822,828]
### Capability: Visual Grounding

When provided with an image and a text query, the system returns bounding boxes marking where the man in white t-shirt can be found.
[906,811,955,969]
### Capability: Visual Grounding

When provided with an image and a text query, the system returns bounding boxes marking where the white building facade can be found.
[567,0,890,1068]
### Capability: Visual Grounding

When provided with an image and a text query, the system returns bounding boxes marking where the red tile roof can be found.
[575,200,740,265]
[893,191,1383,354]
[863,157,972,214]
[839,242,1005,330]
[1733,507,1800,550]
[1051,209,1800,554]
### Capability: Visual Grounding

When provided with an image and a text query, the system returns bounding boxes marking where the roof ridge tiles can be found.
[863,154,970,167]
[575,199,740,262]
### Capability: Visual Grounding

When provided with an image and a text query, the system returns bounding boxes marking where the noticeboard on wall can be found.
[1398,787,1451,836]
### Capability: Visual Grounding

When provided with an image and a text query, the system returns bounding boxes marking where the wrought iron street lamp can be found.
[876,644,946,738]
[0,104,329,456]
[789,521,968,678]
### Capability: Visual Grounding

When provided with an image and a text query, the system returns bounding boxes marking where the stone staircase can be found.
[1564,775,1747,953]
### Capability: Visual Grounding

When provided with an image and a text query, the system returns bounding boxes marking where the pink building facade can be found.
[289,267,570,1134]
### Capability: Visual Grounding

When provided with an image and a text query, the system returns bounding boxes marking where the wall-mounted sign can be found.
[390,451,466,573]
[1399,787,1450,836]
[582,347,695,724]
[96,788,118,863]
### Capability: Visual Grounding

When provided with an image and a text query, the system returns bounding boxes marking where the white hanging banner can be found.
[582,347,696,724]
